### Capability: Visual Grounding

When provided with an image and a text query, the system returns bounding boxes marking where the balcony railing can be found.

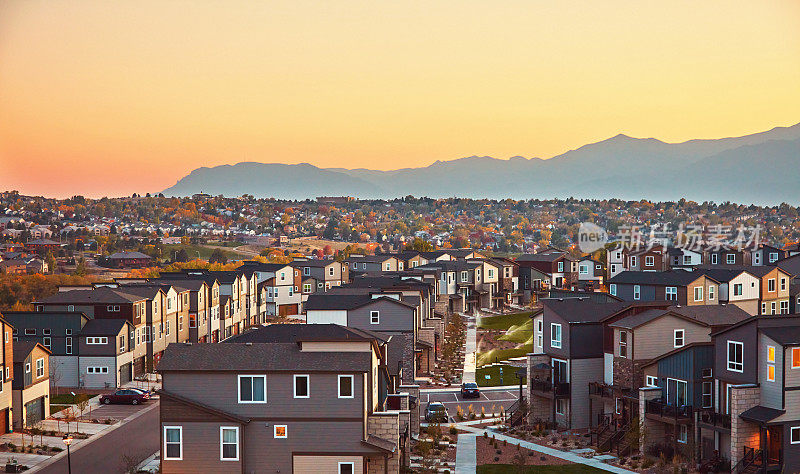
[588,382,615,399]
[644,399,693,420]
[530,379,570,396]
[697,409,732,429]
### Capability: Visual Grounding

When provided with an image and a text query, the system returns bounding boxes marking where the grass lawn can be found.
[476,364,526,387]
[477,344,533,367]
[498,319,533,344]
[478,464,607,473]
[49,393,101,405]
[477,312,533,330]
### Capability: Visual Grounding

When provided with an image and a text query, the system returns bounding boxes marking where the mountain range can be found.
[162,122,800,205]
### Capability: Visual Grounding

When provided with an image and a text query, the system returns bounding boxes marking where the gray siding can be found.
[348,300,415,333]
[80,356,118,389]
[759,334,783,410]
[570,358,604,429]
[49,355,79,387]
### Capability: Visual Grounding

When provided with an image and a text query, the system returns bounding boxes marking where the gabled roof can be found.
[516,250,568,263]
[609,308,710,330]
[80,318,130,336]
[108,251,151,260]
[642,342,713,369]
[695,268,756,283]
[226,323,388,344]
[13,341,50,360]
[760,326,800,346]
[157,342,372,372]
[305,293,415,311]
[289,259,337,268]
[608,270,716,286]
[40,287,149,304]
[543,299,630,324]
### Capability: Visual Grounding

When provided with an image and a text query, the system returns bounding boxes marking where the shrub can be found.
[642,457,655,468]
[449,425,458,435]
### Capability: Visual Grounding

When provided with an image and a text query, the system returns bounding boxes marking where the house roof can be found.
[739,405,785,425]
[226,323,388,344]
[80,318,129,336]
[667,304,751,326]
[13,341,49,360]
[158,390,250,424]
[516,250,568,263]
[760,326,800,346]
[157,342,372,372]
[608,270,715,286]
[695,268,755,283]
[543,299,630,324]
[40,287,148,304]
[775,254,800,278]
[305,293,415,311]
[108,251,151,260]
[609,309,707,330]
[642,342,713,369]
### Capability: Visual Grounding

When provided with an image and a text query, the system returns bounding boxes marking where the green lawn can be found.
[49,393,101,405]
[477,312,533,330]
[478,464,607,473]
[476,364,526,387]
[498,319,533,344]
[477,344,533,367]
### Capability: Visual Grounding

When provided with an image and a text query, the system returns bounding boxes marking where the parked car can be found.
[424,402,449,423]
[127,388,151,399]
[460,382,480,398]
[99,389,149,405]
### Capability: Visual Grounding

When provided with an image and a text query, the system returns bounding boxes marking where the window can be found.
[66,305,74,312]
[792,427,800,444]
[702,381,713,408]
[711,254,718,265]
[781,300,789,314]
[674,329,685,348]
[767,278,776,293]
[683,255,692,265]
[273,424,287,438]
[338,375,354,398]
[536,320,543,347]
[339,462,355,474]
[163,426,183,460]
[220,427,239,461]
[66,337,72,355]
[35,358,44,377]
[86,337,108,345]
[610,264,617,274]
[24,328,36,336]
[107,305,120,312]
[42,329,51,336]
[762,302,767,315]
[781,278,787,291]
[66,328,72,336]
[303,283,311,293]
[771,302,777,314]
[550,323,562,349]
[238,375,266,403]
[557,261,564,272]
[733,283,743,297]
[726,254,736,264]
[694,287,703,302]
[86,366,109,374]
[189,314,197,328]
[460,271,468,282]
[579,264,588,275]
[328,267,334,276]
[25,363,30,374]
[619,331,628,358]
[767,364,775,382]
[630,256,637,268]
[770,252,779,263]
[768,345,775,363]
[645,376,658,387]
[793,348,800,369]
[666,287,677,300]
[119,335,125,352]
[609,284,617,296]
[633,285,640,300]
[709,285,715,300]
[370,311,380,325]
[727,341,744,372]
[43,337,51,350]
[645,255,654,267]
[294,375,309,398]
[555,398,567,415]
[702,368,713,378]
[677,424,688,444]
[667,378,688,406]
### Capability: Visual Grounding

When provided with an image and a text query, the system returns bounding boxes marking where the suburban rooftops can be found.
[543,299,630,324]
[609,304,750,330]
[608,270,716,286]
[225,323,388,344]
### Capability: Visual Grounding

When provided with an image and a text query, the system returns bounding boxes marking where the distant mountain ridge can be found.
[162,122,800,205]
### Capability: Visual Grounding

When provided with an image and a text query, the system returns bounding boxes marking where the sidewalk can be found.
[454,433,477,473]
[462,313,477,383]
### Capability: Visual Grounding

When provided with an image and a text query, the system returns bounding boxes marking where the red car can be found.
[99,389,149,405]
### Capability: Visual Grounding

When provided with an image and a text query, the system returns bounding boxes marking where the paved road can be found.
[421,387,522,419]
[35,402,159,474]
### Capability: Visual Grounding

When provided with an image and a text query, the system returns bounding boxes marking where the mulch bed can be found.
[477,330,519,352]
[476,436,572,466]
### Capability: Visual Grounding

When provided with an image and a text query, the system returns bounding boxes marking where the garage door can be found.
[119,362,132,385]
[293,455,363,474]
[133,357,146,377]
[25,397,44,427]
[0,408,7,433]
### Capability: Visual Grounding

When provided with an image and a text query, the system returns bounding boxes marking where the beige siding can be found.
[632,315,710,360]
[293,455,363,474]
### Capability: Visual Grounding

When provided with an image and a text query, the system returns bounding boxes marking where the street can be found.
[34,402,159,474]
[421,386,523,419]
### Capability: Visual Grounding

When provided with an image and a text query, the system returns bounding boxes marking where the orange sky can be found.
[1,0,799,198]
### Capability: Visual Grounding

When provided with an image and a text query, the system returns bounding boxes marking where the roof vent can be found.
[245,342,253,346]
[558,298,564,302]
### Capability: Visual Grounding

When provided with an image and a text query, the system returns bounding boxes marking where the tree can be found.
[75,393,90,434]
[174,248,190,262]
[73,257,87,276]
[209,248,227,264]
[45,251,56,274]
[406,237,434,252]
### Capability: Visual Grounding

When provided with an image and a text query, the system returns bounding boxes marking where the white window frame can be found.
[536,320,543,348]
[550,323,562,349]
[25,363,30,374]
[43,337,51,349]
[579,264,588,275]
[665,286,677,300]
[237,374,267,404]
[66,336,72,355]
[645,375,658,387]
[791,426,800,445]
[87,336,108,345]
[163,426,183,460]
[709,285,715,300]
[35,358,44,377]
[726,254,735,264]
[219,426,239,461]
[619,330,628,358]
[677,424,688,444]
[370,311,380,325]
[338,374,354,398]
[630,256,637,268]
[273,424,287,439]
[293,374,310,399]
[727,341,744,373]
[633,285,640,300]
[24,328,36,336]
[673,329,685,348]
[733,283,743,297]
[555,398,566,415]
[702,381,712,408]
[711,254,718,265]
[770,252,779,263]
[694,286,703,302]
[609,284,617,296]
[645,255,654,267]
[338,462,356,474]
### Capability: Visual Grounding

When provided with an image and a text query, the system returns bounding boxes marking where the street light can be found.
[62,434,73,474]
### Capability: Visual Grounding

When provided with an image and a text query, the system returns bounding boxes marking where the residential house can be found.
[608,271,721,306]
[577,257,605,285]
[516,249,577,288]
[240,262,301,318]
[668,247,704,271]
[750,244,785,266]
[697,268,762,316]
[346,255,402,273]
[12,341,50,429]
[106,251,153,269]
[291,259,350,292]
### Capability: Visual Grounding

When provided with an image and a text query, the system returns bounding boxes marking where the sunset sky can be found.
[1,1,799,198]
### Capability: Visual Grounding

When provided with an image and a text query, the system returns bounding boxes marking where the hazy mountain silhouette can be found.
[162,122,800,204]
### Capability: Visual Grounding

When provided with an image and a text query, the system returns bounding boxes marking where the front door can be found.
[766,425,782,465]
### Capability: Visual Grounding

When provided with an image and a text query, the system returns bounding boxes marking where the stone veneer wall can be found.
[729,385,761,467]
[367,412,401,474]
[399,384,421,437]
[418,327,436,374]
[639,387,665,453]
[613,356,648,391]
[527,353,552,423]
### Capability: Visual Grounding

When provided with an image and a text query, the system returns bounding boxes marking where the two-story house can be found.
[347,255,402,273]
[157,324,415,474]
[291,259,350,292]
[12,341,50,429]
[516,249,577,288]
[608,271,721,306]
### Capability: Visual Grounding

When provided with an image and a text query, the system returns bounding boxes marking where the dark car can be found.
[461,382,480,398]
[99,389,148,405]
[424,402,449,423]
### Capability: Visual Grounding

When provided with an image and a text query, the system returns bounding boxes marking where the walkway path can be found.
[462,313,477,383]
[453,419,637,474]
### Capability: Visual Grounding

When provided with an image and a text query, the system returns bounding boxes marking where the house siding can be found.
[570,357,603,429]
